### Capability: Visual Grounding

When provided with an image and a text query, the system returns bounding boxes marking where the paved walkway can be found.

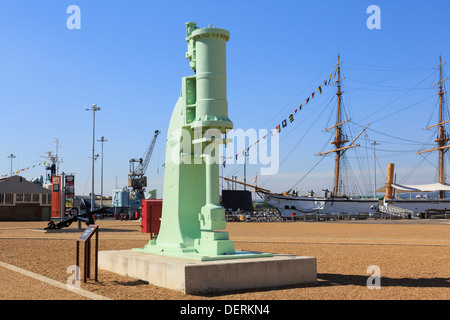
[0,261,111,300]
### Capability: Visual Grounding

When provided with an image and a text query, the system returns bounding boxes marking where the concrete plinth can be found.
[98,250,317,294]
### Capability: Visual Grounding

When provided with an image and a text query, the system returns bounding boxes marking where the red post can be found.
[141,200,162,238]
[51,176,61,219]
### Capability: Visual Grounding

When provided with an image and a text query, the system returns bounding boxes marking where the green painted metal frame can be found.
[134,23,272,261]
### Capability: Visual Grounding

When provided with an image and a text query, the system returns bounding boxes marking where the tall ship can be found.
[262,55,379,217]
[379,55,450,216]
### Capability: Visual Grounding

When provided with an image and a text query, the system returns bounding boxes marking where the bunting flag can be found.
[232,67,338,161]
[1,162,46,178]
[289,114,294,123]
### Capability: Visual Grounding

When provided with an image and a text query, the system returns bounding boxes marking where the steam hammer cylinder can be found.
[186,23,232,132]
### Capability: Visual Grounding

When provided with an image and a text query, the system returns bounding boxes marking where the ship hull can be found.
[263,194,379,217]
[385,198,450,213]
[264,193,450,218]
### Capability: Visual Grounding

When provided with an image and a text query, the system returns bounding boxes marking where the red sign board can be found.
[51,175,61,218]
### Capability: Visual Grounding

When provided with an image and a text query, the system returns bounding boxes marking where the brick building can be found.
[0,175,52,221]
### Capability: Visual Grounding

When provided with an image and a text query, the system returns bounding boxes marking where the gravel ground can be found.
[0,219,448,303]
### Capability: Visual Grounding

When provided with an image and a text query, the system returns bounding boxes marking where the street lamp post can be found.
[97,136,107,209]
[243,149,249,191]
[7,154,15,177]
[86,104,101,211]
[372,141,380,199]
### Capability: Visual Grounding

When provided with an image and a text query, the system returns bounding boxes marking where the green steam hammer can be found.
[134,23,271,261]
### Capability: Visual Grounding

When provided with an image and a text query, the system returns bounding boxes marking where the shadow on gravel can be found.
[39,228,139,234]
[317,273,450,288]
[193,283,318,297]
[98,228,140,233]
[188,273,449,297]
[112,279,149,287]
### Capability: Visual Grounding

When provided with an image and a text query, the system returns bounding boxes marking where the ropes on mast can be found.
[222,57,445,196]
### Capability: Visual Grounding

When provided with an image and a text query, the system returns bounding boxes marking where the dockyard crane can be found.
[128,130,160,199]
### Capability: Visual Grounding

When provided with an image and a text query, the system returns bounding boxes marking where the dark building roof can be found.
[0,176,51,194]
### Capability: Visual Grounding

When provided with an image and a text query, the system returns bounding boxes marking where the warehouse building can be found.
[0,175,52,221]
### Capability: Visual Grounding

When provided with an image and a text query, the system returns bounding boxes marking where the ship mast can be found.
[437,56,447,198]
[332,55,346,196]
[417,55,449,198]
[316,55,370,197]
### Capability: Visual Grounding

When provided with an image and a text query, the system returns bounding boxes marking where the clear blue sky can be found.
[1,0,450,198]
